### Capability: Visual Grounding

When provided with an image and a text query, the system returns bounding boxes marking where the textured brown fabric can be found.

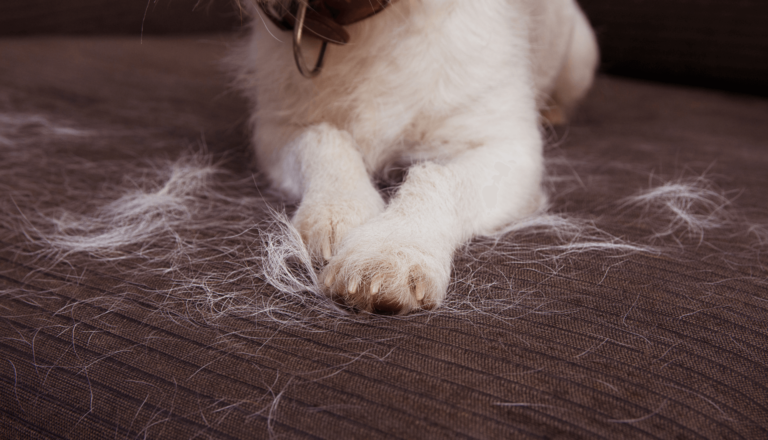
[0,0,242,36]
[1,37,768,439]
[3,0,768,96]
[579,0,768,95]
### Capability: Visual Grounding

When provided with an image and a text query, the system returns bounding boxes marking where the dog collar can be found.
[257,0,396,77]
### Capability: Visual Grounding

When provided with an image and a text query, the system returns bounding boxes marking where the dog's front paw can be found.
[321,223,452,314]
[292,189,385,263]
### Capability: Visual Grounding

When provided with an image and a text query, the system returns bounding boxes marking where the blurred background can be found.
[1,0,767,96]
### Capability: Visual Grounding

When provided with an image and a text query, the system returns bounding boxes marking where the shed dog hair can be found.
[232,0,599,313]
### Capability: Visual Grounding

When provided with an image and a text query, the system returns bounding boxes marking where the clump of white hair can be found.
[1,112,765,328]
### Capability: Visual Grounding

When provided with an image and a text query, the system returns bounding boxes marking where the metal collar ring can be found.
[258,0,397,78]
[293,1,328,78]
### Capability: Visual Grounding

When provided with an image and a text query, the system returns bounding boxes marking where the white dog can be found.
[232,0,598,313]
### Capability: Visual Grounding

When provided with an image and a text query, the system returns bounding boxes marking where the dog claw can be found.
[347,276,360,295]
[323,270,335,289]
[370,275,383,296]
[322,236,332,262]
[414,281,426,302]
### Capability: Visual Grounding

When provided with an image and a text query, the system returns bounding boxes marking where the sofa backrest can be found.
[0,0,241,35]
[1,0,766,95]
[579,0,768,95]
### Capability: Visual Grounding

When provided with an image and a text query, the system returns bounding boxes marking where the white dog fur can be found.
[232,0,599,313]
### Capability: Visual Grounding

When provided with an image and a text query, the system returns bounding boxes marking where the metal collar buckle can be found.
[257,0,396,78]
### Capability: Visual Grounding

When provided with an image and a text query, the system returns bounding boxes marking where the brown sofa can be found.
[1,2,767,439]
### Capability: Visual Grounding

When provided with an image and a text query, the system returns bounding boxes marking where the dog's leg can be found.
[323,123,545,314]
[276,122,385,262]
[545,4,599,124]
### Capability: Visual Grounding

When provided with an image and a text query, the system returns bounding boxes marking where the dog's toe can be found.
[292,193,384,263]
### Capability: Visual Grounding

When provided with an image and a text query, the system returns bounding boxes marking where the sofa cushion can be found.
[0,37,767,439]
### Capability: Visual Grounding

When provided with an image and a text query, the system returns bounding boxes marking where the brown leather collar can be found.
[257,0,396,45]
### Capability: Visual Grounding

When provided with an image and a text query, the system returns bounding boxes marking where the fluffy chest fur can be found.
[233,0,598,313]
[240,1,539,170]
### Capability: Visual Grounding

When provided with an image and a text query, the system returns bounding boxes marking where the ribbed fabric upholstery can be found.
[0,37,766,439]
